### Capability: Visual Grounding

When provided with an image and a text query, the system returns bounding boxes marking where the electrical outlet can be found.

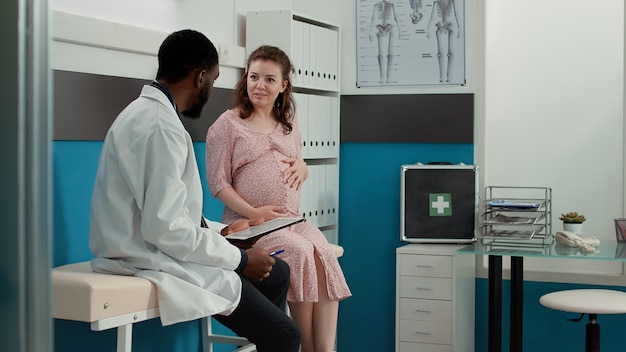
[217,44,245,68]
[219,44,230,63]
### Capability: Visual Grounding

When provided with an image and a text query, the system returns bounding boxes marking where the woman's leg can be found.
[289,254,339,352]
[312,253,339,352]
[289,300,315,352]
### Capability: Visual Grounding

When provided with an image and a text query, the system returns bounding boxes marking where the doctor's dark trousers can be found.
[213,258,301,352]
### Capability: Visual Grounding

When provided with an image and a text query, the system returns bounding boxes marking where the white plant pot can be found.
[563,222,583,234]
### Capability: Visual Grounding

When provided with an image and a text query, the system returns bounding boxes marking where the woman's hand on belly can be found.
[254,205,288,221]
[282,157,308,191]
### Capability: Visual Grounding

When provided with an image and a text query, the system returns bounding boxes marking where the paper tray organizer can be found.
[479,186,552,244]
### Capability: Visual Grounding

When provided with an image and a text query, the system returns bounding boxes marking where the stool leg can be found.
[586,314,600,352]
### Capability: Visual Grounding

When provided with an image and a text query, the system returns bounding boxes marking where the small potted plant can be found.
[559,211,586,233]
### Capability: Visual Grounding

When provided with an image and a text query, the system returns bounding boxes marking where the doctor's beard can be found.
[182,81,210,119]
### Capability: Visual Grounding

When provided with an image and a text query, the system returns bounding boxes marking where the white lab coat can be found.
[89,85,242,326]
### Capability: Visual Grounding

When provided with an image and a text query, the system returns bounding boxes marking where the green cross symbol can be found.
[429,193,452,216]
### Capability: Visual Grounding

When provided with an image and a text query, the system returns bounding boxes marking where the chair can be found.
[539,289,626,352]
[51,243,344,352]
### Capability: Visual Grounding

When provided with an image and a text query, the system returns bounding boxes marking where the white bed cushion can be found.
[52,245,343,323]
[52,261,158,322]
[329,243,344,258]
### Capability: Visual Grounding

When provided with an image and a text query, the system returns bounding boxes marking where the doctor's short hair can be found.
[156,29,219,84]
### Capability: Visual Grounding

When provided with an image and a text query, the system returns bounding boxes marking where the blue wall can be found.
[474,279,626,351]
[336,143,626,351]
[53,141,226,267]
[54,141,233,352]
[336,142,474,351]
[53,140,626,352]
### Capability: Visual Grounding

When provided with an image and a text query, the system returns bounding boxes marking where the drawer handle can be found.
[415,308,433,313]
[415,264,434,268]
[415,330,433,336]
[415,286,433,291]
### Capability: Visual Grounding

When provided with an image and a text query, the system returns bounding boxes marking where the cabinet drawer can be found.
[399,277,452,300]
[399,298,452,322]
[398,342,452,352]
[399,254,452,278]
[399,320,452,344]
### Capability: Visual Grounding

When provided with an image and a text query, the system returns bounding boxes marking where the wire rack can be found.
[479,186,553,246]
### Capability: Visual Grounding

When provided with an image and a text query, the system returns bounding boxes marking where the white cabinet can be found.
[246,10,341,244]
[246,10,339,91]
[396,244,475,352]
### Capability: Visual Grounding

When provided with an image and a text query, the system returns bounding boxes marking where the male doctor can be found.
[89,29,301,351]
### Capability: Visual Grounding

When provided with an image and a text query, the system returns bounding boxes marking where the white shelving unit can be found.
[246,10,341,244]
[396,244,475,352]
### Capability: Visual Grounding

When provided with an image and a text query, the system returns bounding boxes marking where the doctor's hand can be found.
[242,247,276,281]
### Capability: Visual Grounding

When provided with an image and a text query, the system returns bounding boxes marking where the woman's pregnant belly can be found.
[233,151,301,214]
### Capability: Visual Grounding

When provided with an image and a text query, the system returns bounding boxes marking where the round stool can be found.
[540,289,626,352]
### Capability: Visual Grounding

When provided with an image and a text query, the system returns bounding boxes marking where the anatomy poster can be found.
[356,0,465,87]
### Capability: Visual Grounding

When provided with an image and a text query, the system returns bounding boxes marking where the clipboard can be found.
[225,217,305,242]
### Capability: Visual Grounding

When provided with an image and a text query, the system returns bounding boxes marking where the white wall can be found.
[50,0,346,89]
[479,0,625,284]
[51,0,242,87]
[339,0,626,284]
[51,0,626,283]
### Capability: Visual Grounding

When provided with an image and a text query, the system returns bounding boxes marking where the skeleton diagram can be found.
[369,0,400,84]
[409,0,423,24]
[427,0,460,82]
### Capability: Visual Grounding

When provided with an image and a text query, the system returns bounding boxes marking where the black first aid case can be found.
[400,163,478,243]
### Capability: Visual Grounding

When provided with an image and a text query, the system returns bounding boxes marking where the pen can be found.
[269,249,285,256]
